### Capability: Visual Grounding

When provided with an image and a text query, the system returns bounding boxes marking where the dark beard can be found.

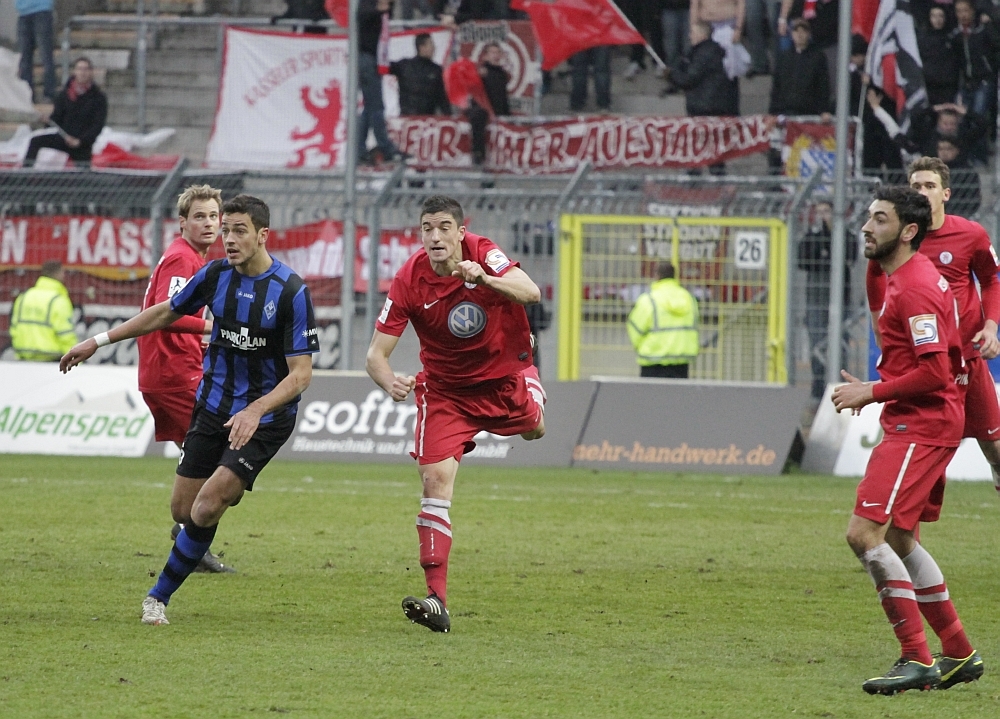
[863,230,901,261]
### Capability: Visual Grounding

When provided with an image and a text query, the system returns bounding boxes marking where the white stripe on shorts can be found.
[885,443,916,515]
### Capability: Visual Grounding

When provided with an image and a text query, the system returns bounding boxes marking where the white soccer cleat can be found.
[141,596,169,625]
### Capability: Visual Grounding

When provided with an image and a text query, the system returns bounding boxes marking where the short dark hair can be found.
[873,185,932,250]
[656,261,676,280]
[420,195,465,225]
[41,260,62,278]
[415,33,432,51]
[223,194,270,232]
[74,56,93,69]
[791,18,811,32]
[907,155,950,189]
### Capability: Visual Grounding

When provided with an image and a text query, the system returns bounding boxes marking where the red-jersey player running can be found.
[366,195,546,633]
[835,186,982,694]
[138,184,233,573]
[868,157,1000,489]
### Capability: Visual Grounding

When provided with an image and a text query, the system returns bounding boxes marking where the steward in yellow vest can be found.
[9,261,78,361]
[627,261,699,378]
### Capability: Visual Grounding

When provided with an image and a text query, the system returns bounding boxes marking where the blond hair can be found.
[176,184,223,218]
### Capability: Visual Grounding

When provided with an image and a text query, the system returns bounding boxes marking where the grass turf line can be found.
[1,455,998,718]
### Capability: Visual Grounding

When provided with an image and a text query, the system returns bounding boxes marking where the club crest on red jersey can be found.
[939,251,953,265]
[448,302,487,338]
[908,314,939,346]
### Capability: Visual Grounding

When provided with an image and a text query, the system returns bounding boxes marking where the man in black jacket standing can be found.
[357,0,404,164]
[668,20,738,174]
[769,18,831,118]
[391,33,451,116]
[25,57,107,167]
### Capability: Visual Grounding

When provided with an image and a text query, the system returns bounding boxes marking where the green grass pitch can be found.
[2,455,1000,718]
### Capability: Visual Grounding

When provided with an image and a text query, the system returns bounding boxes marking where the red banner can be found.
[1,216,422,291]
[390,114,771,172]
[454,20,539,115]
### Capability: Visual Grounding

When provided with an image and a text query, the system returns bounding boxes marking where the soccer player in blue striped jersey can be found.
[60,194,319,625]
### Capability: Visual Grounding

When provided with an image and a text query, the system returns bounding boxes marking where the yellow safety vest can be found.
[627,278,699,366]
[9,276,78,361]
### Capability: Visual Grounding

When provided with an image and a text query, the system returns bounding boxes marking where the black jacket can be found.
[671,39,739,116]
[480,62,510,116]
[391,56,451,115]
[950,23,1000,86]
[358,1,388,55]
[919,26,960,104]
[51,82,108,150]
[769,45,831,115]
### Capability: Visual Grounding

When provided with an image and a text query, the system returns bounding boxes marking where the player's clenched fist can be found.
[59,338,99,373]
[391,374,416,402]
[451,260,487,285]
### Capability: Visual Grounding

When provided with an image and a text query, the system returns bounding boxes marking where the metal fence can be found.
[1,167,884,395]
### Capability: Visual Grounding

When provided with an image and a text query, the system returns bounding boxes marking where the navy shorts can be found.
[177,405,295,490]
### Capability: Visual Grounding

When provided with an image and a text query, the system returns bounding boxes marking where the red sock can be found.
[416,498,452,605]
[915,584,975,659]
[878,580,933,665]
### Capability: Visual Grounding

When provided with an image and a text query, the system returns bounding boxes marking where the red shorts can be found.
[962,356,1000,440]
[855,440,956,531]
[412,370,543,465]
[142,389,197,444]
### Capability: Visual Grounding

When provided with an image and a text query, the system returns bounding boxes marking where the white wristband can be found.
[94,332,111,347]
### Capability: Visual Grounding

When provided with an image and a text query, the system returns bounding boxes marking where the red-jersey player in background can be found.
[138,184,234,573]
[835,186,982,694]
[366,195,547,633]
[868,157,1000,488]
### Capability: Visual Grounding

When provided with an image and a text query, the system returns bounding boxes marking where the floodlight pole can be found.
[825,0,853,385]
[340,0,360,370]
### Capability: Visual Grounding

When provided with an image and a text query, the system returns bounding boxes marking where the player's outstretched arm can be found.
[366,330,416,402]
[223,354,313,450]
[59,300,181,373]
[452,263,540,305]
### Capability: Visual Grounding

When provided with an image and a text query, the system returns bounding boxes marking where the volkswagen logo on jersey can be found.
[448,302,487,338]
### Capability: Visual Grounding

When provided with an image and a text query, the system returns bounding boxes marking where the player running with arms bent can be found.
[61,195,319,625]
[834,186,983,694]
[868,157,1000,489]
[366,195,547,633]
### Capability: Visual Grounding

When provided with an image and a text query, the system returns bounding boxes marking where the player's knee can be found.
[170,498,192,525]
[521,417,545,441]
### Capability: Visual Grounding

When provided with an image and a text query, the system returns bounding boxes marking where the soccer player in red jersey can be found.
[867,157,1000,490]
[366,195,547,633]
[138,184,233,573]
[834,186,983,694]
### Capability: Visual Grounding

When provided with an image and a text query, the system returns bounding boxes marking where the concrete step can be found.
[110,87,218,111]
[157,126,212,162]
[70,27,139,50]
[103,0,227,15]
[155,26,224,51]
[138,50,219,74]
[105,69,219,89]
[108,104,215,127]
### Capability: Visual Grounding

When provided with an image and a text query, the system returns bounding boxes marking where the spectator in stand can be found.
[936,136,982,218]
[466,42,510,165]
[660,1,692,93]
[668,20,739,174]
[919,6,960,106]
[9,260,77,362]
[400,0,434,19]
[769,19,831,118]
[691,0,745,41]
[850,35,904,178]
[437,0,508,25]
[951,0,999,121]
[391,34,451,116]
[24,57,107,168]
[744,0,779,76]
[569,46,612,112]
[778,0,839,102]
[271,0,328,33]
[16,0,57,103]
[875,97,989,167]
[617,0,661,80]
[357,0,405,165]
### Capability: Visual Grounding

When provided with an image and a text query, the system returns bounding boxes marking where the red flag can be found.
[510,0,644,71]
[324,0,348,28]
[852,1,879,41]
[444,58,495,115]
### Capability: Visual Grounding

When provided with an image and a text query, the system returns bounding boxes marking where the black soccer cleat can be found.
[862,657,940,695]
[402,595,450,633]
[936,651,984,689]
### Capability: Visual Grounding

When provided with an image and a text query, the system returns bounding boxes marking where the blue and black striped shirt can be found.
[170,258,319,423]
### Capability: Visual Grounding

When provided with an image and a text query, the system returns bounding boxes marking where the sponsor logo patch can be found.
[484,248,511,274]
[937,276,949,292]
[221,326,267,350]
[448,301,487,338]
[909,314,938,346]
[378,298,392,324]
[167,276,188,298]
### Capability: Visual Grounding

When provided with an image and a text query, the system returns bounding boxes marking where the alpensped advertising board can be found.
[0,361,154,456]
[275,374,593,467]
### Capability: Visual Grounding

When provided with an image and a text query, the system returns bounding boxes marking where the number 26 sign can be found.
[733,230,768,270]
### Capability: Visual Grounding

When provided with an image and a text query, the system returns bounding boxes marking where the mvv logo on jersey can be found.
[221,326,268,350]
[909,314,939,346]
[448,302,486,338]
